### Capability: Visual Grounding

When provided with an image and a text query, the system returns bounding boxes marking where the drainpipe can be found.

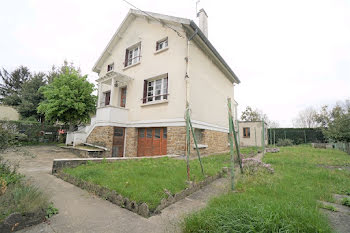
[185,29,198,109]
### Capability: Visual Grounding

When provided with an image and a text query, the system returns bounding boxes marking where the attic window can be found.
[156,38,168,51]
[125,43,141,67]
[107,63,114,72]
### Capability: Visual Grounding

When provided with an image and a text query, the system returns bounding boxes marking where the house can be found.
[238,121,268,147]
[67,8,240,157]
[0,105,19,121]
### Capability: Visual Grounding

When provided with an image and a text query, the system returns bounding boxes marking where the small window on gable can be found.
[125,43,141,67]
[243,127,250,138]
[156,38,168,51]
[107,63,114,72]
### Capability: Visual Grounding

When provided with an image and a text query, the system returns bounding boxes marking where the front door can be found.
[112,127,125,157]
[120,87,127,107]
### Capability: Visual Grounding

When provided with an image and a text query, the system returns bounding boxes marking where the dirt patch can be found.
[317,164,350,171]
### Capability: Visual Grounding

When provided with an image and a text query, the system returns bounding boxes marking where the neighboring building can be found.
[0,105,19,121]
[67,9,240,157]
[238,121,268,147]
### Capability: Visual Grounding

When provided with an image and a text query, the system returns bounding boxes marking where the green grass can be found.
[341,197,350,207]
[183,145,350,232]
[64,154,232,210]
[240,146,262,158]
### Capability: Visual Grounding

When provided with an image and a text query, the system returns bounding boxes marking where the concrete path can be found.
[2,146,229,233]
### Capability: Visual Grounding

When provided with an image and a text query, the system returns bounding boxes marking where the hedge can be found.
[0,120,66,145]
[268,128,326,145]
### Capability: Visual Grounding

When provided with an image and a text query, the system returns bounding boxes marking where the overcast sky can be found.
[1,0,349,127]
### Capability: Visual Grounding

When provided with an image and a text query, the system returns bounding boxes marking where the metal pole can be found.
[274,130,276,147]
[185,104,191,181]
[228,99,243,173]
[262,119,265,155]
[189,119,204,176]
[227,98,235,190]
[236,120,240,146]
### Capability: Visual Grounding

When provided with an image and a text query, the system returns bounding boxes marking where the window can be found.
[125,43,141,67]
[243,127,250,138]
[194,128,204,144]
[139,128,145,138]
[156,38,168,51]
[143,75,168,103]
[107,63,114,72]
[103,91,111,106]
[155,128,161,138]
[114,128,124,136]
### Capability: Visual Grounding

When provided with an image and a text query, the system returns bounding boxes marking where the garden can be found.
[183,145,350,233]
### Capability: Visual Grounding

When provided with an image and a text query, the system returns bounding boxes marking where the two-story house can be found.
[67,8,240,157]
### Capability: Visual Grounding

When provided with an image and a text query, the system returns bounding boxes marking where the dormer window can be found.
[156,38,168,51]
[107,63,114,72]
[125,43,141,67]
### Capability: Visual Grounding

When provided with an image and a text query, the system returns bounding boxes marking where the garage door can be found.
[137,128,167,156]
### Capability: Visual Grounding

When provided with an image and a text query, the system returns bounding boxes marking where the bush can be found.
[276,139,294,147]
[341,197,350,207]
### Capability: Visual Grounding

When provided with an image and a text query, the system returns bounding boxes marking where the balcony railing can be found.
[96,106,128,124]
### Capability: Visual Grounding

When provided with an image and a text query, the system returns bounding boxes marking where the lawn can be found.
[63,153,232,210]
[183,145,350,232]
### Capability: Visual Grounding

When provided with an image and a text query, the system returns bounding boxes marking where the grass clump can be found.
[64,154,231,210]
[0,155,50,222]
[341,197,350,207]
[183,145,350,232]
[320,203,338,212]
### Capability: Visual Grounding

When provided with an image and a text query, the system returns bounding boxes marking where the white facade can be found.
[238,121,268,147]
[68,9,240,145]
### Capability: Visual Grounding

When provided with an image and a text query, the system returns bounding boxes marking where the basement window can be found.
[194,128,204,144]
[243,127,250,138]
[156,38,168,51]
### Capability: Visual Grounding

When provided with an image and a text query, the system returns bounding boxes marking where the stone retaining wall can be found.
[86,126,114,157]
[54,169,227,218]
[0,210,46,232]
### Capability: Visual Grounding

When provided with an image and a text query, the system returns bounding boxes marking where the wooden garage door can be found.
[137,128,167,156]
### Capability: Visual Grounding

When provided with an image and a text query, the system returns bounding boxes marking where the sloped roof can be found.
[93,9,240,84]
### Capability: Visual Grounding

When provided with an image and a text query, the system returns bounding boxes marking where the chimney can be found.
[197,8,208,38]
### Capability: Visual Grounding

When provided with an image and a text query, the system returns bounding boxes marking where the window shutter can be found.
[124,49,129,67]
[143,80,147,103]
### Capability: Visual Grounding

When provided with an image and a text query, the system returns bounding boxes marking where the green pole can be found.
[254,127,257,147]
[236,120,240,146]
[262,119,265,155]
[227,98,235,190]
[186,103,191,181]
[189,119,204,176]
[274,130,276,147]
[228,99,243,173]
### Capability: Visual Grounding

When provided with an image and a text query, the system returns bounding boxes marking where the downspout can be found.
[185,28,198,109]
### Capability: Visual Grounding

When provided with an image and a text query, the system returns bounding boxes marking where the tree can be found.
[17,72,47,121]
[0,66,31,106]
[324,100,350,142]
[37,63,96,130]
[314,105,331,128]
[292,107,318,128]
[241,106,262,121]
[47,60,81,84]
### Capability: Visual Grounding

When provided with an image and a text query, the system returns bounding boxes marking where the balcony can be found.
[95,106,129,124]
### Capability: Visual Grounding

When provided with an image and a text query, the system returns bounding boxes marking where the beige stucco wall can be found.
[0,105,19,121]
[189,40,235,129]
[98,16,188,122]
[238,121,268,147]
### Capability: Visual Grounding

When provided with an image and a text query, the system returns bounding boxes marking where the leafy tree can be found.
[0,66,31,106]
[241,106,263,121]
[324,100,350,142]
[17,72,47,121]
[47,60,81,84]
[37,64,96,131]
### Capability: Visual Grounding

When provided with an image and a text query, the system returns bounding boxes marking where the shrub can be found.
[341,197,350,207]
[276,138,294,147]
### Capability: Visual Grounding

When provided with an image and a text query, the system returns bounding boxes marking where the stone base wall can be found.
[86,126,114,157]
[167,126,229,156]
[125,127,138,157]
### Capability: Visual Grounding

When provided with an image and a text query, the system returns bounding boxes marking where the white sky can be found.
[1,0,349,127]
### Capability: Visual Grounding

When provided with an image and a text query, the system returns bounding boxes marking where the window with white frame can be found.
[156,38,168,51]
[125,43,141,67]
[107,63,114,72]
[143,75,168,103]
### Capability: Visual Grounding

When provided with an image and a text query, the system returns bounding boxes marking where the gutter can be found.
[189,20,241,84]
